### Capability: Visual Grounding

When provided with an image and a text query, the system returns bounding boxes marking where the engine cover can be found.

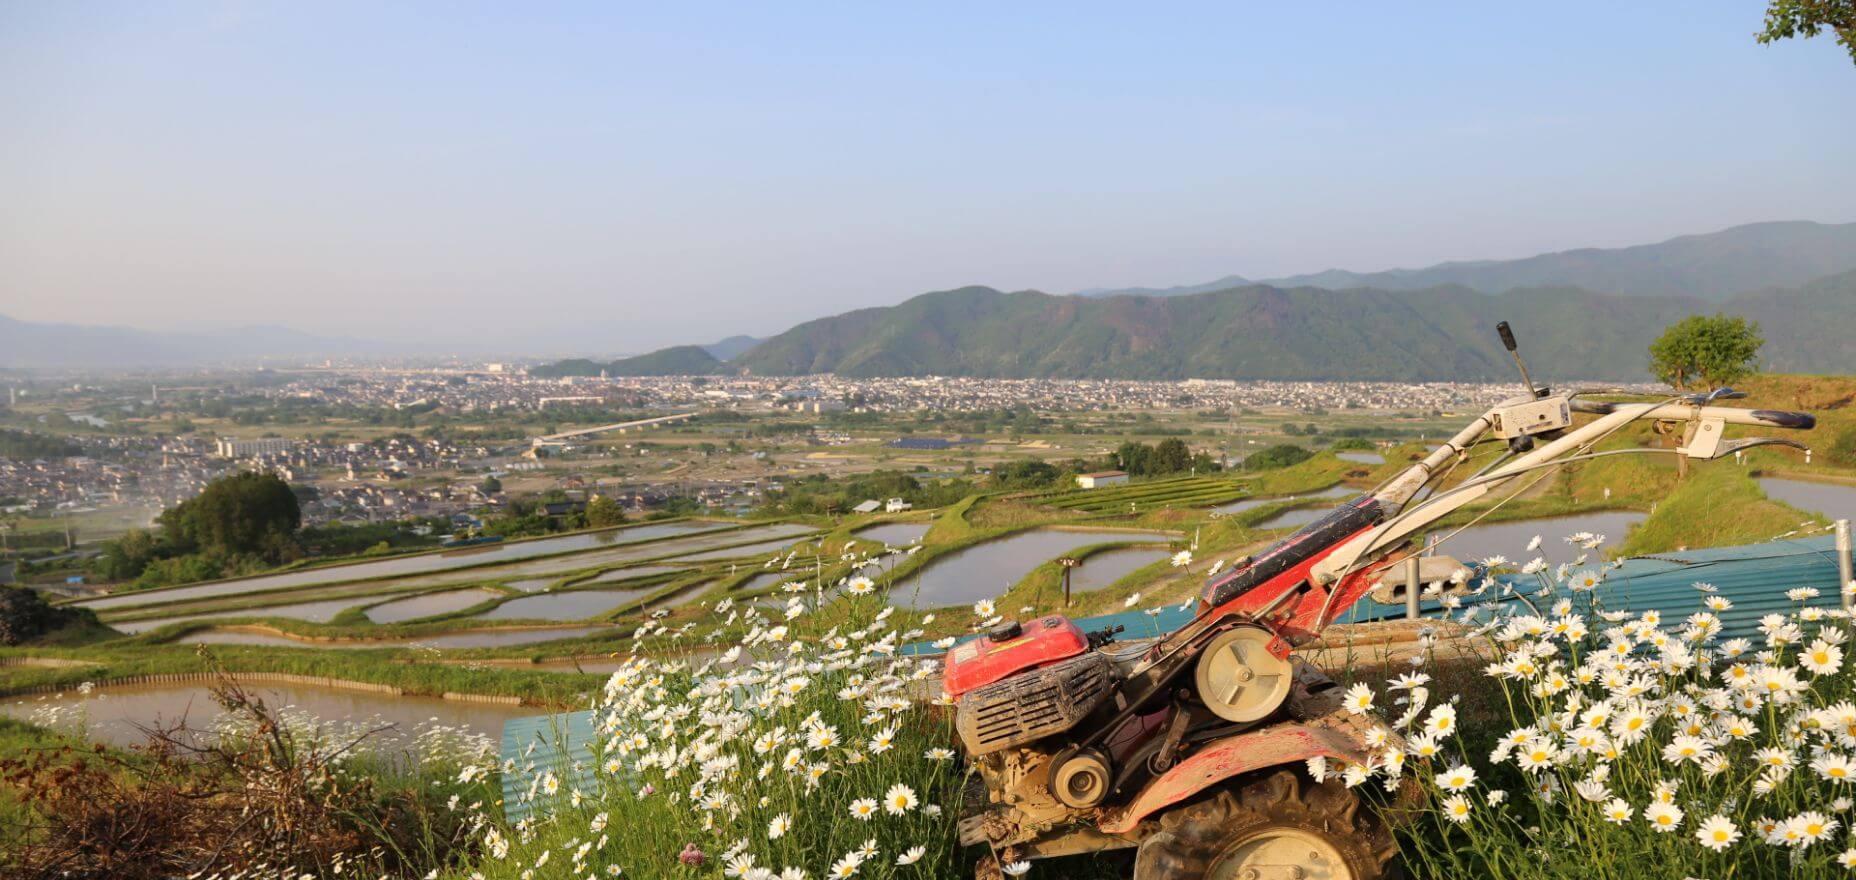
[955,650,1115,755]
[943,615,1090,697]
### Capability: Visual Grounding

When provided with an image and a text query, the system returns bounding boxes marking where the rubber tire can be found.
[1132,769,1396,880]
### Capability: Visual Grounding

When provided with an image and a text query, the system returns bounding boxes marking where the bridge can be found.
[530,411,699,446]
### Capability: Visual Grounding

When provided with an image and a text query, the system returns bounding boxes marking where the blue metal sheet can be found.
[498,709,600,822]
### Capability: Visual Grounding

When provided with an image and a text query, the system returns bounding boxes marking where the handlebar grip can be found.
[1751,409,1816,430]
[1496,321,1517,352]
[1569,399,1617,415]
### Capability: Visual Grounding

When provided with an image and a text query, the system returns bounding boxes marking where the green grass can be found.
[0,643,600,706]
[1619,463,1826,555]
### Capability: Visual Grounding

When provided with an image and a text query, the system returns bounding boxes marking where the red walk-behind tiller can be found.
[946,323,1815,880]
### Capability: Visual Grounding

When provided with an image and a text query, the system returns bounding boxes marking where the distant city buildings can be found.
[214,437,301,459]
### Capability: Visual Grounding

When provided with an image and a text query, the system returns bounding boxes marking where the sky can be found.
[2,2,1854,356]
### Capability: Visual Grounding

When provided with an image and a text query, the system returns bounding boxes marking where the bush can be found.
[0,586,73,645]
[1827,424,1856,468]
[1243,444,1314,470]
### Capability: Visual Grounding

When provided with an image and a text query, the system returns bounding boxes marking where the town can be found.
[0,367,1658,554]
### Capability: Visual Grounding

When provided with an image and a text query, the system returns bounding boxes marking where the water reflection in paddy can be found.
[854,522,932,545]
[582,565,687,585]
[78,521,729,611]
[1757,477,1856,521]
[901,528,1173,607]
[0,682,531,751]
[478,590,653,621]
[365,588,501,624]
[174,625,611,650]
[1067,548,1170,594]
[127,524,816,624]
[672,536,814,563]
[378,524,816,590]
[112,596,366,633]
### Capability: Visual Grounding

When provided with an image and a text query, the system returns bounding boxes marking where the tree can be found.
[584,495,627,528]
[98,528,162,581]
[1152,438,1192,474]
[1759,0,1856,63]
[158,471,301,561]
[0,586,69,645]
[1648,314,1764,391]
[480,475,503,495]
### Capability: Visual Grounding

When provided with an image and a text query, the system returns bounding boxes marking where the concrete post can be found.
[1406,556,1421,620]
[1837,519,1853,616]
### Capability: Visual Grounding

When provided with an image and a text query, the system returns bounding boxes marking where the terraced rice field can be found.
[1033,475,1249,513]
[76,520,823,639]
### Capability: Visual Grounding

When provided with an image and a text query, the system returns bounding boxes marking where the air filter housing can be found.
[954,650,1115,755]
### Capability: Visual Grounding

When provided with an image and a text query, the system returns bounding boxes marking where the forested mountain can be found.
[727,271,1856,382]
[1085,221,1856,302]
[529,345,723,378]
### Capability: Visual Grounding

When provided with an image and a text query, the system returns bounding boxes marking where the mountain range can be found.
[592,220,1856,382]
[8,220,1855,379]
[1083,220,1856,302]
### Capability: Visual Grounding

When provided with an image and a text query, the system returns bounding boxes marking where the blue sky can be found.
[2,2,1853,354]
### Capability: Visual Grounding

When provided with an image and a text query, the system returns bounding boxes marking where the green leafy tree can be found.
[1759,0,1856,63]
[98,528,162,581]
[992,460,1061,489]
[158,471,302,561]
[1648,314,1764,391]
[585,495,627,528]
[1151,438,1193,474]
[480,475,503,495]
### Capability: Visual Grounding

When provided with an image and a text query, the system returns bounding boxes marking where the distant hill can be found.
[1078,274,1254,299]
[702,335,763,361]
[0,314,399,368]
[1090,221,1856,302]
[530,345,723,378]
[1726,269,1856,376]
[731,272,1856,382]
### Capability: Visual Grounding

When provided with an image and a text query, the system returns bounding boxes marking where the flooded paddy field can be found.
[853,522,933,545]
[1757,476,1856,520]
[175,624,614,650]
[901,527,1175,607]
[75,520,732,612]
[0,681,531,751]
[364,588,503,623]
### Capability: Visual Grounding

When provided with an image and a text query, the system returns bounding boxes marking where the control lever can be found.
[1496,321,1546,399]
[1087,624,1126,649]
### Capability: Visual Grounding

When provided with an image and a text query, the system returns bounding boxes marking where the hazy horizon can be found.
[4,3,1854,354]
